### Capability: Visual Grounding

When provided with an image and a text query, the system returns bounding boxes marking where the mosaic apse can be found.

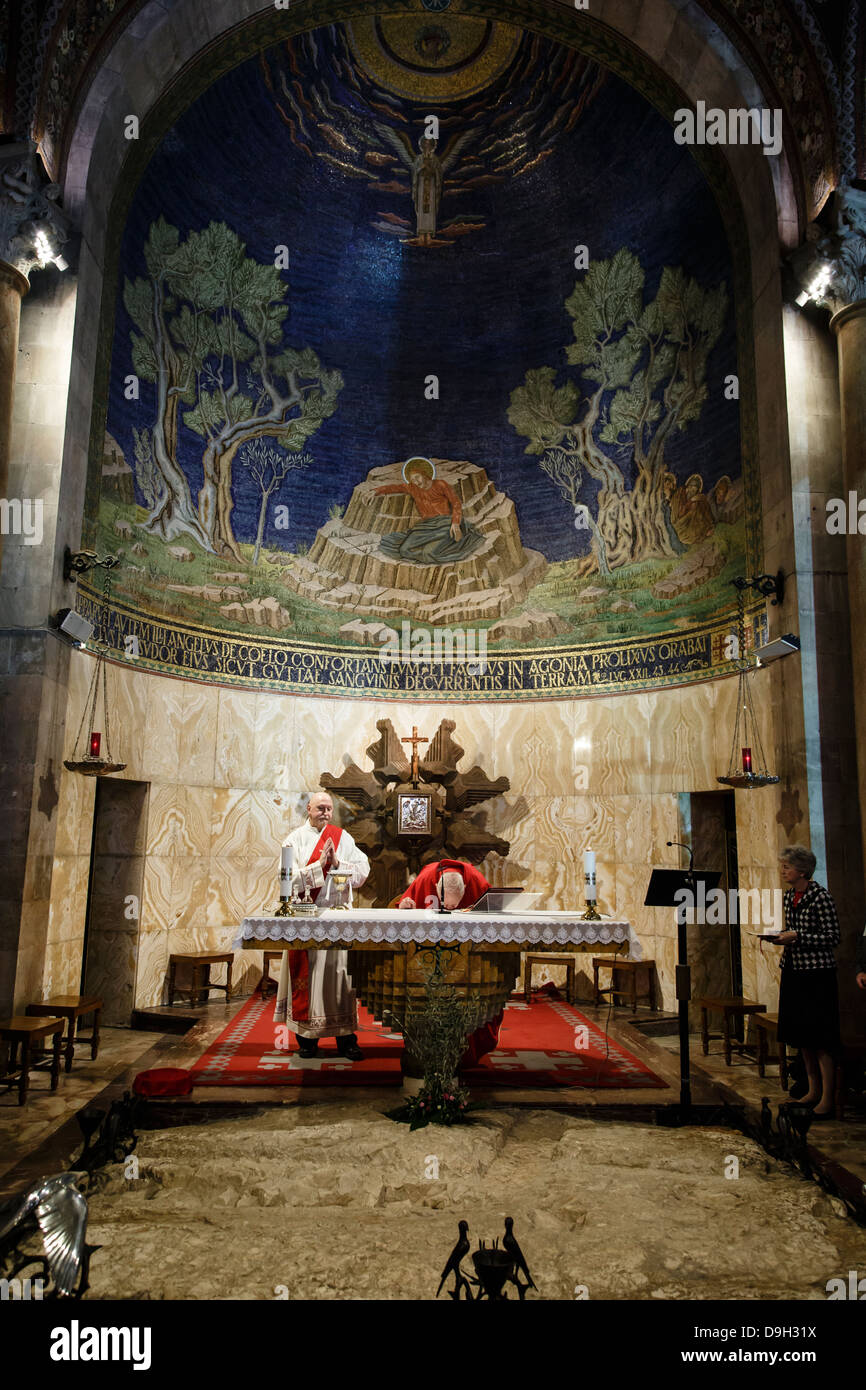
[86,13,758,700]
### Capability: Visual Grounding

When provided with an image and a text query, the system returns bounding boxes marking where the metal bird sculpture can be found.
[437,1219,470,1299]
[0,1172,98,1298]
[503,1216,537,1294]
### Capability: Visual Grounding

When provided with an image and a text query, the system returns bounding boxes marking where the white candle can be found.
[280,843,293,887]
[584,849,597,901]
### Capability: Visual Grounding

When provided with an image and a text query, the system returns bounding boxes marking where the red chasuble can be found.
[402,858,490,910]
[401,859,502,1063]
[289,825,342,1023]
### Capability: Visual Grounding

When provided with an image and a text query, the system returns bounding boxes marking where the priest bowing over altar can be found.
[275,791,370,1060]
[397,858,503,1065]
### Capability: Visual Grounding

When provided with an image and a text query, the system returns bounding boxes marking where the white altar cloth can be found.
[236,908,637,954]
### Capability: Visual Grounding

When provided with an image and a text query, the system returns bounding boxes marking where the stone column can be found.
[824,184,866,886]
[0,143,70,567]
[0,145,72,1015]
[0,260,29,545]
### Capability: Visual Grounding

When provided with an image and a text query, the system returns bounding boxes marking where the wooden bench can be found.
[695,995,766,1066]
[751,1012,788,1089]
[523,953,576,1005]
[261,950,283,999]
[26,995,103,1073]
[0,1016,65,1105]
[168,952,233,1007]
[593,957,656,1013]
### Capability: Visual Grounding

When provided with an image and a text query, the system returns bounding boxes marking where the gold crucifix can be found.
[401,725,429,788]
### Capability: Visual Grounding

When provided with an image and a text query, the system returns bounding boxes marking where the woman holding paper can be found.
[772,845,840,1119]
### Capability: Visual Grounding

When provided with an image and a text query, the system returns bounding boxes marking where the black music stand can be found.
[645,868,721,1114]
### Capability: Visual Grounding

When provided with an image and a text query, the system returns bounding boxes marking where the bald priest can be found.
[398,858,502,1064]
[275,792,370,1060]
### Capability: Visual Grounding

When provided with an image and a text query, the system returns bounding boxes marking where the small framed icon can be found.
[396,791,433,836]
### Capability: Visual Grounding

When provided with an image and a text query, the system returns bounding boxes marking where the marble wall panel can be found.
[210,788,251,860]
[248,789,290,859]
[175,786,214,858]
[45,856,90,945]
[144,783,180,855]
[178,681,219,786]
[253,692,294,788]
[573,698,617,794]
[294,697,337,788]
[444,702,499,777]
[609,692,654,795]
[214,689,257,788]
[42,936,83,998]
[169,855,210,935]
[134,927,168,1008]
[141,856,174,934]
[53,768,96,857]
[206,856,254,931]
[531,797,578,908]
[106,660,150,781]
[140,676,185,786]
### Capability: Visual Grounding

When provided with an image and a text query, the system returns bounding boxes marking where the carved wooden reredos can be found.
[321,719,509,906]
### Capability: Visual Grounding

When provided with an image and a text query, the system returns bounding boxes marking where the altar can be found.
[239,909,635,1074]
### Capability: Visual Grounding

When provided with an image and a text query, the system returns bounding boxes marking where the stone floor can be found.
[78,1103,866,1301]
[2,994,865,1301]
[0,1026,163,1183]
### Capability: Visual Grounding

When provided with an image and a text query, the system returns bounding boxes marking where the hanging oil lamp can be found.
[717,580,779,789]
[64,564,126,777]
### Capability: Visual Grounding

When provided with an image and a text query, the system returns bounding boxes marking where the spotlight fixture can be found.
[55,608,94,645]
[755,634,800,665]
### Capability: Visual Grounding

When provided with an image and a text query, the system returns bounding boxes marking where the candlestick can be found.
[89,732,101,758]
[741,747,752,774]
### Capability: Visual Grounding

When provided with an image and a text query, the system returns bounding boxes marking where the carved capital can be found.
[816,181,866,313]
[0,141,71,280]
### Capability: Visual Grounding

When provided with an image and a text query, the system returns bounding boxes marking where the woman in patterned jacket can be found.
[771,844,841,1119]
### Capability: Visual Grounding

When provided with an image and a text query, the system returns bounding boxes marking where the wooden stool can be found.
[168,952,234,1007]
[26,995,103,1074]
[593,957,656,1013]
[0,1017,65,1105]
[696,996,766,1066]
[752,1012,788,1089]
[523,953,576,1005]
[261,951,283,999]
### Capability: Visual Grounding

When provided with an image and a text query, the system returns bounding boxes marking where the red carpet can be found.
[189,991,666,1090]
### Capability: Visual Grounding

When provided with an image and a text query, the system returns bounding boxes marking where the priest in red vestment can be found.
[398,858,502,1063]
[275,792,370,1060]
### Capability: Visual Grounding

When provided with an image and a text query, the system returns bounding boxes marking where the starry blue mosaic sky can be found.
[104,28,741,563]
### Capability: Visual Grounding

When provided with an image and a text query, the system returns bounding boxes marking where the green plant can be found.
[385,979,485,1130]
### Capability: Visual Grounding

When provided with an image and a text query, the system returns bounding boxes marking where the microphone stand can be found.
[437,861,450,914]
[667,838,694,1117]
